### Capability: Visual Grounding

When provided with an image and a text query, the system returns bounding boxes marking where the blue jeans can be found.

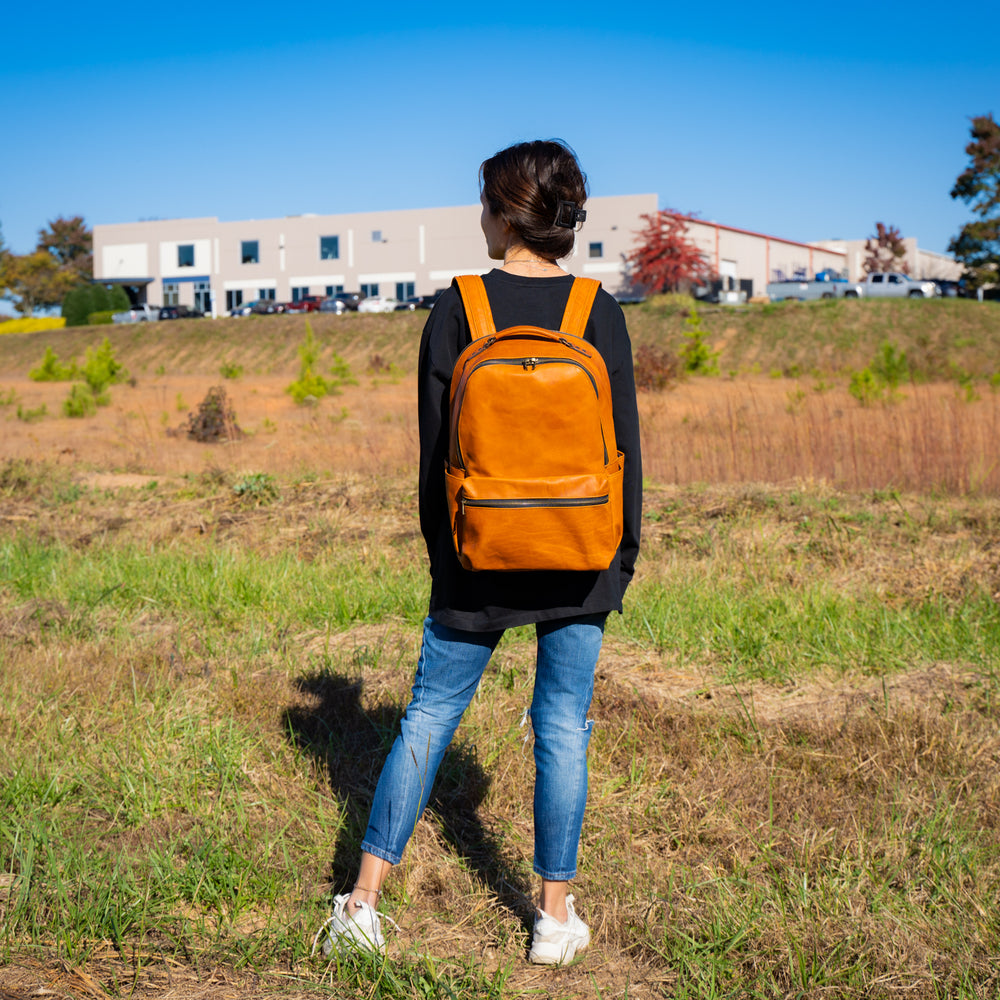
[361,613,606,880]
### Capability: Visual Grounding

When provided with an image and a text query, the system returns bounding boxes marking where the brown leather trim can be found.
[559,277,600,337]
[453,275,496,341]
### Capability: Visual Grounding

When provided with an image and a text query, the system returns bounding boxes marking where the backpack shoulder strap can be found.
[453,274,496,341]
[559,277,601,338]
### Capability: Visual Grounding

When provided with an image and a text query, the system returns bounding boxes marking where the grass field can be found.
[1,299,999,999]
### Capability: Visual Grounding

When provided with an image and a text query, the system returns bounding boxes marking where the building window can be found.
[588,242,603,258]
[325,284,344,296]
[226,290,244,311]
[361,282,379,297]
[320,235,340,260]
[163,281,180,307]
[178,244,194,268]
[292,287,311,302]
[371,230,382,242]
[194,281,211,312]
[241,240,259,264]
[396,281,415,300]
[260,288,275,300]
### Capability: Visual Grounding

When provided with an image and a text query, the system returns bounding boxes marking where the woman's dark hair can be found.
[480,139,588,261]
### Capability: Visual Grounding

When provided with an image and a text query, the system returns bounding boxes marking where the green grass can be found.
[2,469,1000,996]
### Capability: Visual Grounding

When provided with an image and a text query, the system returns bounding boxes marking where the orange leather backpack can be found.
[445,274,624,572]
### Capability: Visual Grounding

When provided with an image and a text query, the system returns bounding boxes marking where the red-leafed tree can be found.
[863,222,909,274]
[627,210,713,294]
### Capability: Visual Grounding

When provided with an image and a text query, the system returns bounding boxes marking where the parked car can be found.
[331,291,366,311]
[318,297,348,314]
[396,294,440,311]
[112,303,160,323]
[159,304,204,320]
[931,279,967,298]
[860,272,938,298]
[285,295,323,313]
[358,296,400,313]
[230,299,283,317]
[766,270,864,301]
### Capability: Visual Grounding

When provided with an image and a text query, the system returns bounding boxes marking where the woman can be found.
[316,139,642,966]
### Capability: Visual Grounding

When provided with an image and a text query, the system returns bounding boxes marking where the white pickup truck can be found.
[112,303,160,323]
[860,273,938,298]
[766,271,864,301]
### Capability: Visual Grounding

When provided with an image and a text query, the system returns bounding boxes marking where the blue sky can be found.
[1,0,995,262]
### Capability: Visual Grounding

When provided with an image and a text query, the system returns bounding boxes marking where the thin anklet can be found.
[352,884,383,897]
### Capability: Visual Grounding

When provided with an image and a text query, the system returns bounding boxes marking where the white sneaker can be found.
[528,894,590,965]
[312,893,386,957]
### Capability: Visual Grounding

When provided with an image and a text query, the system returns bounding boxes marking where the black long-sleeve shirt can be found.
[418,268,642,631]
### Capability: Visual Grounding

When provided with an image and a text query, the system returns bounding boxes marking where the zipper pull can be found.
[468,336,497,360]
[558,336,591,356]
[522,357,539,370]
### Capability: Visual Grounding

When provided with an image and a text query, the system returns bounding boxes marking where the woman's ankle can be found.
[349,886,382,911]
[539,881,569,923]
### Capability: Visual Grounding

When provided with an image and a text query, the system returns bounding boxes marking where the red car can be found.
[284,296,323,313]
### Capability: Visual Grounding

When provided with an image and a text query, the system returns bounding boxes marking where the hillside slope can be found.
[2,297,997,381]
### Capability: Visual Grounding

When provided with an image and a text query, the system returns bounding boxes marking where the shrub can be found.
[679,306,720,375]
[179,386,243,442]
[286,321,352,404]
[29,346,77,382]
[81,337,128,396]
[872,340,909,389]
[89,285,111,313]
[331,351,358,387]
[109,286,130,311]
[16,403,48,422]
[63,384,98,418]
[219,361,244,379]
[86,310,115,325]
[848,367,884,406]
[287,370,328,405]
[633,343,680,391]
[61,286,93,327]
[232,472,280,506]
[0,317,66,335]
[62,285,125,326]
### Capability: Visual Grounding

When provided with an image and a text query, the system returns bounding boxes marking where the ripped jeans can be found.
[361,613,606,880]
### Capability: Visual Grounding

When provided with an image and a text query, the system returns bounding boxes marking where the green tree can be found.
[1,250,79,315]
[948,113,1000,291]
[1,216,93,315]
[37,216,92,283]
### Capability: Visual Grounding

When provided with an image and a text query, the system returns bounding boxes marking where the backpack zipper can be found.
[462,494,610,514]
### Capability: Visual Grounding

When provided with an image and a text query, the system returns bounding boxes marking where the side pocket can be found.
[444,465,466,563]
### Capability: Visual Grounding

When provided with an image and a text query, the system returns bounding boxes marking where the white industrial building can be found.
[92,196,959,314]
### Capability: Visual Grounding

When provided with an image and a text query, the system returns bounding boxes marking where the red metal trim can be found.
[667,212,846,257]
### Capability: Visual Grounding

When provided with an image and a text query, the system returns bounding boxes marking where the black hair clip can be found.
[555,200,587,229]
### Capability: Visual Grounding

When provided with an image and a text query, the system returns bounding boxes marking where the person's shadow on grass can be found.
[282,671,535,927]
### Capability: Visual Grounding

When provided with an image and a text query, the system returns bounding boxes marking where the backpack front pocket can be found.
[445,460,623,572]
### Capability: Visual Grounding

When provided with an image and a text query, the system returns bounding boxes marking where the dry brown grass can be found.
[639,377,1000,494]
[4,370,1000,499]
